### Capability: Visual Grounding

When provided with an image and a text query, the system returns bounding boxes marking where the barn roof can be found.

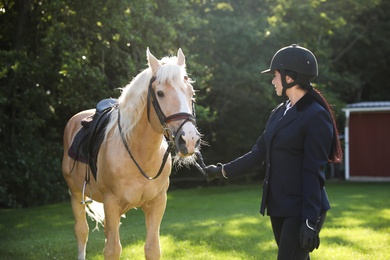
[343,101,390,112]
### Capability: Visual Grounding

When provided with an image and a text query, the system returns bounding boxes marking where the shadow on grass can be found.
[161,214,276,259]
[326,182,390,231]
[1,182,389,259]
[324,234,372,256]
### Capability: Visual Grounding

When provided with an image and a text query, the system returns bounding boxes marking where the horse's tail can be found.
[85,200,105,231]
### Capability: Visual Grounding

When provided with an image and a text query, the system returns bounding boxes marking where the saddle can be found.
[68,98,118,179]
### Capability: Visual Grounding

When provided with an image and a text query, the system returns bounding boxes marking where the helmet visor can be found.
[261,68,273,74]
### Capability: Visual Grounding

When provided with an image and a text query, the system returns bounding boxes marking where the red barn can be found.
[343,102,390,181]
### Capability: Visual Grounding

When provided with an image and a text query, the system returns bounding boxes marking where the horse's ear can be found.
[147,47,160,75]
[177,48,185,66]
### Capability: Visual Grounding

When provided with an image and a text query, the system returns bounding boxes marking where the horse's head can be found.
[146,48,201,157]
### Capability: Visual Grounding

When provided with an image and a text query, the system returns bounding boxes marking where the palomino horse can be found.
[62,48,201,259]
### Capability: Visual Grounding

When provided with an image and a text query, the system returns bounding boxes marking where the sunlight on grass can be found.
[312,226,390,260]
[1,183,389,259]
[118,240,145,260]
[380,208,390,222]
[310,229,389,260]
[159,234,260,260]
[223,217,261,237]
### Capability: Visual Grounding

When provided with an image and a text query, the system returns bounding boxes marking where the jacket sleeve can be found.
[223,132,267,178]
[222,103,283,178]
[302,108,333,223]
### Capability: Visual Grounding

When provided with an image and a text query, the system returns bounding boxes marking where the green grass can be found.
[1,182,389,259]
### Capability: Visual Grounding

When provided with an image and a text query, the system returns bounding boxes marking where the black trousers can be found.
[270,212,326,260]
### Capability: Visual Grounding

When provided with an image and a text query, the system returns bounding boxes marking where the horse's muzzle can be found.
[175,125,201,156]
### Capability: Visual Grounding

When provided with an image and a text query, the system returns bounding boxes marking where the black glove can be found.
[203,164,225,182]
[299,219,320,252]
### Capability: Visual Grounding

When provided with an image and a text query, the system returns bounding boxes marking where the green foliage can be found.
[330,0,390,102]
[0,137,66,208]
[189,0,276,160]
[1,0,390,207]
[0,183,389,259]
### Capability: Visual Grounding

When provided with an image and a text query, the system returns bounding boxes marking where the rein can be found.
[117,110,173,180]
[117,76,196,180]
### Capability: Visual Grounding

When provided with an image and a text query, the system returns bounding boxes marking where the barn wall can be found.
[349,112,390,177]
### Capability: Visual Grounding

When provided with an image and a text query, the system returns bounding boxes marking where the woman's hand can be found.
[203,164,224,182]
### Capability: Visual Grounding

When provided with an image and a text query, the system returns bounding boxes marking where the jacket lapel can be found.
[274,106,298,132]
[265,93,314,146]
[265,104,297,146]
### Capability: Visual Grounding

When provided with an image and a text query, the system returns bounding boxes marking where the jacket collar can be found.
[295,92,314,112]
[269,93,314,134]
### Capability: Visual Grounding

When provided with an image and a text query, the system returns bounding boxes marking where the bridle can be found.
[117,76,197,180]
[146,76,196,136]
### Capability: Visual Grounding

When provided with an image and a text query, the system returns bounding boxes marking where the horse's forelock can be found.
[156,61,188,91]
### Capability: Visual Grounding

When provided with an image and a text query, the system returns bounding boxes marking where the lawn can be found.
[0,181,389,259]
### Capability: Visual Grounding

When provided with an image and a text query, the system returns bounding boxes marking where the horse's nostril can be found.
[195,138,201,148]
[179,134,186,146]
[175,131,188,155]
[179,135,188,155]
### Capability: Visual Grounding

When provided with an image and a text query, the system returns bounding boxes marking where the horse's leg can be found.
[103,196,122,260]
[70,190,89,260]
[143,191,167,260]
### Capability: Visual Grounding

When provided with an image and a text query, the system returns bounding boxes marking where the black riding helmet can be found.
[262,44,318,90]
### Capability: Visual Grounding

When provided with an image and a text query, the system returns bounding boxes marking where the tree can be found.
[0,0,204,207]
[188,0,275,164]
[330,0,390,102]
[1,0,389,207]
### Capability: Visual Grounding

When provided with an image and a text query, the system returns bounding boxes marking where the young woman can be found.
[204,44,342,260]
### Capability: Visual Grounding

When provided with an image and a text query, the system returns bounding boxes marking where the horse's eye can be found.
[157,91,164,98]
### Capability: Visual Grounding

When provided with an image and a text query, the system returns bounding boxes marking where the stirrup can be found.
[81,181,93,204]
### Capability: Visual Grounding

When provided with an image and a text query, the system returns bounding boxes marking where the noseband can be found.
[117,76,197,180]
